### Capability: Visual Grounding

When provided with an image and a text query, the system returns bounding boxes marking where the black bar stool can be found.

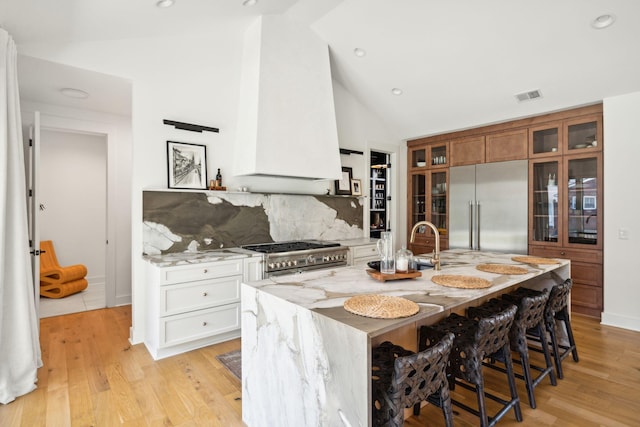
[468,289,557,409]
[371,331,455,427]
[420,304,522,427]
[517,279,579,379]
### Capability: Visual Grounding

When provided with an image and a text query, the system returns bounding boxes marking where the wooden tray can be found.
[366,269,422,282]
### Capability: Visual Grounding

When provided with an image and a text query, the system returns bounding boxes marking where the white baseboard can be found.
[601,311,640,332]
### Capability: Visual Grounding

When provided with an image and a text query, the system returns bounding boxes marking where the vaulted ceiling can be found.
[4,0,639,139]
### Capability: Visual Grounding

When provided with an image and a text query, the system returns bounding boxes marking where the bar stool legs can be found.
[544,280,579,379]
[421,305,522,427]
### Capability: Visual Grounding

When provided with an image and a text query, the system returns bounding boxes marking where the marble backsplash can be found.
[143,190,364,255]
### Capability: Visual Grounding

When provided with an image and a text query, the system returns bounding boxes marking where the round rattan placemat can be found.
[511,256,560,265]
[431,274,492,289]
[476,264,528,275]
[343,294,419,319]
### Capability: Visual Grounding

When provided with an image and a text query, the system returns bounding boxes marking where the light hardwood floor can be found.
[1,306,638,426]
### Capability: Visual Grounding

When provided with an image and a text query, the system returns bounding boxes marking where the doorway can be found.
[38,129,107,318]
[370,150,391,238]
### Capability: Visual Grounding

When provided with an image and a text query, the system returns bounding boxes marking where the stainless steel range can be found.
[242,240,348,276]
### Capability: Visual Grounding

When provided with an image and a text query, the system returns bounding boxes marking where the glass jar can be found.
[395,246,414,273]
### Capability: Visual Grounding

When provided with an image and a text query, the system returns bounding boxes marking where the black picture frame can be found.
[335,166,353,195]
[167,141,207,189]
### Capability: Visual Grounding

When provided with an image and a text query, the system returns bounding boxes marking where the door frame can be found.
[36,113,119,307]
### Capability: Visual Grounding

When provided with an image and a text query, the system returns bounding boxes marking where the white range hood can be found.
[234,15,342,181]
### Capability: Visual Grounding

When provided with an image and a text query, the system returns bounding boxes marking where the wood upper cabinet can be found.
[450,136,485,166]
[486,129,528,162]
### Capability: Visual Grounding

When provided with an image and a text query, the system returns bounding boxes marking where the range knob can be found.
[268,263,275,269]
[307,255,316,264]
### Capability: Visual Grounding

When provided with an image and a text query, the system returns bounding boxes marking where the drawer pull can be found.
[561,251,566,256]
[203,292,208,297]
[202,322,208,326]
[203,269,208,274]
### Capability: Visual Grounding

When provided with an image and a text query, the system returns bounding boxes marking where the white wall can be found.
[602,91,640,331]
[40,130,106,289]
[17,27,401,343]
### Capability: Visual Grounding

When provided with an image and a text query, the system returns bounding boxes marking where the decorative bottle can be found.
[215,168,222,187]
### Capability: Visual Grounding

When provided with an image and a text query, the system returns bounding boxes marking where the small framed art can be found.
[167,141,207,189]
[335,167,353,195]
[350,179,362,196]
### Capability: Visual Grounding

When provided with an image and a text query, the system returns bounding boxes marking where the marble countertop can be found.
[244,249,569,337]
[143,247,259,267]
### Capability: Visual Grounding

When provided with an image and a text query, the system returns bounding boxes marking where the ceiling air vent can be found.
[515,89,542,102]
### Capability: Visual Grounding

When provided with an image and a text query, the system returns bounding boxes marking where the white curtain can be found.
[0,28,42,405]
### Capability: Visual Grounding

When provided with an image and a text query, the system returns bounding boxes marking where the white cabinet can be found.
[347,243,378,266]
[145,258,245,360]
[243,254,264,282]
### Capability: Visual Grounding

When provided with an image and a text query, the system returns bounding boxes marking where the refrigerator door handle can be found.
[476,200,481,250]
[468,201,474,249]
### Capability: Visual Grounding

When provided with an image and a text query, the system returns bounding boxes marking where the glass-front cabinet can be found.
[565,154,602,249]
[408,170,448,255]
[530,159,561,245]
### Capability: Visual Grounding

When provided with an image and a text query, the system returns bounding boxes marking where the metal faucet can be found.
[409,221,441,271]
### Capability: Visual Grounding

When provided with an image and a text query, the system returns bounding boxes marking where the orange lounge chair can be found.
[39,240,88,298]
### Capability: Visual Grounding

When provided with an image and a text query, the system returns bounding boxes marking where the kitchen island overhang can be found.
[241,249,570,427]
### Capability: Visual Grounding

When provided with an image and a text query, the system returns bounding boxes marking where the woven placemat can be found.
[511,256,560,265]
[431,274,492,289]
[476,264,528,275]
[343,294,419,319]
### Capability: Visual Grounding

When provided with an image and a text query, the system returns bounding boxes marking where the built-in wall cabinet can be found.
[407,104,604,318]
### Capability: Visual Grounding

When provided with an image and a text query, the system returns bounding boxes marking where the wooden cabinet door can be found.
[450,136,485,166]
[486,129,528,162]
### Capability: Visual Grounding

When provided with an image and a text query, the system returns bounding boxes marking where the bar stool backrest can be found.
[475,304,518,357]
[393,332,454,405]
[546,279,572,327]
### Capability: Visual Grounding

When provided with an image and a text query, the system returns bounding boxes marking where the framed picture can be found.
[167,141,207,189]
[350,179,362,196]
[335,166,353,195]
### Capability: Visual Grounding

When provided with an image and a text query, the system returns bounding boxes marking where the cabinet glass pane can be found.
[430,172,447,235]
[532,162,559,242]
[430,145,447,166]
[532,128,558,154]
[567,158,598,245]
[567,121,597,150]
[411,174,426,225]
[411,149,426,168]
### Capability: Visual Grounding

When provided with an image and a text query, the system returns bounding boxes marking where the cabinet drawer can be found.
[409,239,448,256]
[352,245,377,260]
[161,259,243,285]
[160,276,241,316]
[160,303,240,348]
[571,283,602,317]
[571,262,602,288]
[529,246,602,264]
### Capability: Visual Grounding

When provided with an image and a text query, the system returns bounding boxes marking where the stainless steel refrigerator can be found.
[449,160,528,253]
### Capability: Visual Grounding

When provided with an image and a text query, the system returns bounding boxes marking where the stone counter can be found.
[241,249,570,427]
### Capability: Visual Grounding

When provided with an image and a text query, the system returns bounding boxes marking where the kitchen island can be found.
[241,249,570,427]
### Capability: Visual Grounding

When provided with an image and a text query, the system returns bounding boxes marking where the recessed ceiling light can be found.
[353,48,366,57]
[591,14,616,29]
[242,0,257,6]
[391,88,403,96]
[156,0,174,8]
[60,88,89,99]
